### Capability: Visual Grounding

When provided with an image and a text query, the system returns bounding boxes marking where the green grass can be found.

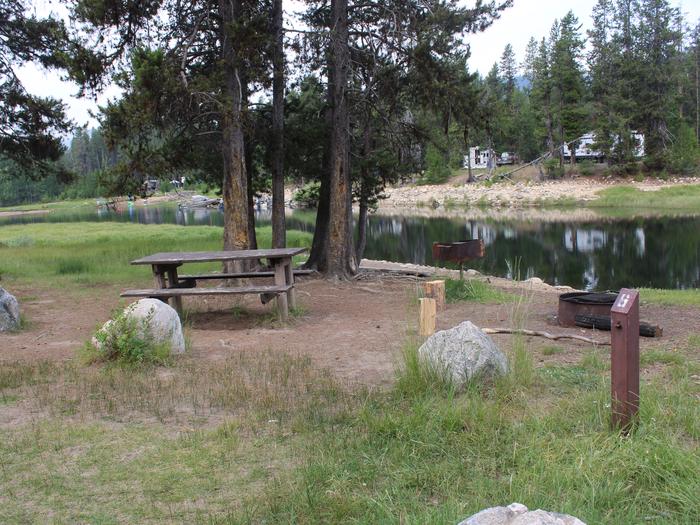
[590,184,700,210]
[1,336,698,523]
[0,222,312,288]
[541,345,565,356]
[444,278,514,304]
[639,288,700,306]
[0,198,96,212]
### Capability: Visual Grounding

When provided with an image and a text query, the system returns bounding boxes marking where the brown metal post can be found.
[610,288,640,432]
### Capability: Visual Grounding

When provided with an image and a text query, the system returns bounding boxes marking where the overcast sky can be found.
[15,0,700,129]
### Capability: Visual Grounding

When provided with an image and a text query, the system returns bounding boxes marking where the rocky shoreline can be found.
[376,177,700,210]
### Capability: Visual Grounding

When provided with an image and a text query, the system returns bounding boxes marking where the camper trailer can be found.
[562,132,645,161]
[464,147,496,169]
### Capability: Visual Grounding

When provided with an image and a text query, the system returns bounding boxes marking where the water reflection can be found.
[1,203,699,290]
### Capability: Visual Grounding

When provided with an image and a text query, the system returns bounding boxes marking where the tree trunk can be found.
[242,75,258,253]
[246,141,258,251]
[308,0,356,278]
[355,119,372,262]
[463,125,474,183]
[219,0,249,271]
[305,103,332,269]
[271,0,286,249]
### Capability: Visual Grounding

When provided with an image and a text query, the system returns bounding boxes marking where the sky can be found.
[15,0,700,129]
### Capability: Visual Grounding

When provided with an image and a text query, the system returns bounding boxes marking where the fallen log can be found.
[482,328,610,346]
[574,314,662,338]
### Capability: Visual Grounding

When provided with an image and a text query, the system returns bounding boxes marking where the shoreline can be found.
[0,209,51,218]
[375,176,700,210]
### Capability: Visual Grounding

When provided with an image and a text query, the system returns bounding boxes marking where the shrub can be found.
[83,307,171,365]
[668,123,700,176]
[420,144,452,184]
[543,158,564,179]
[578,160,595,177]
[293,181,321,208]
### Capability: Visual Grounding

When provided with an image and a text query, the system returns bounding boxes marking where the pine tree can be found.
[550,11,587,164]
[634,0,683,167]
[499,43,517,103]
[522,36,539,88]
[0,0,74,179]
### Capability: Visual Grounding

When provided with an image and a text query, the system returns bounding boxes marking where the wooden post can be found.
[152,265,170,305]
[422,280,446,311]
[419,298,436,337]
[610,288,640,432]
[165,266,184,316]
[273,259,289,322]
[284,259,296,310]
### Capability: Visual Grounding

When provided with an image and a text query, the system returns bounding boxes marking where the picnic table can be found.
[121,248,309,320]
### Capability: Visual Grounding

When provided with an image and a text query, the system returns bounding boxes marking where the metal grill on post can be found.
[432,240,485,279]
[610,288,640,432]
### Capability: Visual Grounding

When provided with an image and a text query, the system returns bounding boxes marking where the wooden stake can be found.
[419,298,437,337]
[610,288,640,432]
[422,280,446,311]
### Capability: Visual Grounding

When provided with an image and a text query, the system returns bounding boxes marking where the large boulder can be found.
[458,503,586,525]
[95,299,185,355]
[418,321,508,387]
[0,287,21,332]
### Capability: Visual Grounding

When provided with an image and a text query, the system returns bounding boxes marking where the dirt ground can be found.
[2,271,696,387]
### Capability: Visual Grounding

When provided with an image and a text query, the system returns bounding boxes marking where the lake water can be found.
[2,202,699,291]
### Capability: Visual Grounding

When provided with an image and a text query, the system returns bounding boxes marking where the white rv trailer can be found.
[464,147,496,169]
[562,132,645,161]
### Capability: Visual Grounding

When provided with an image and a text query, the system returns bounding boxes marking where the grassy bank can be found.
[640,288,700,307]
[590,184,700,210]
[0,198,96,213]
[0,222,312,287]
[1,335,698,523]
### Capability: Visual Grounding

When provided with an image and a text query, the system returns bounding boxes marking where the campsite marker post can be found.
[610,288,640,432]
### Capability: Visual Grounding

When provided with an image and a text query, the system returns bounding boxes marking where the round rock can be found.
[458,502,586,525]
[418,321,508,388]
[96,299,185,355]
[0,287,21,332]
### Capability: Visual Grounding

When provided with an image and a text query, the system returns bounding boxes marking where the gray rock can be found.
[0,287,21,332]
[418,321,508,388]
[459,503,585,525]
[95,299,185,355]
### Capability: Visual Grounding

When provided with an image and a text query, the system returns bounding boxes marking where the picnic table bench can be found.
[121,248,309,321]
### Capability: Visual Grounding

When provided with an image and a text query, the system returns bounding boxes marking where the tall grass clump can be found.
[394,339,455,399]
[81,308,171,365]
[444,278,512,304]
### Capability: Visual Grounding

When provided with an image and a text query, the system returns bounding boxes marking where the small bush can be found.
[578,160,595,177]
[420,144,452,184]
[293,181,321,208]
[668,123,700,175]
[83,307,171,365]
[543,158,564,179]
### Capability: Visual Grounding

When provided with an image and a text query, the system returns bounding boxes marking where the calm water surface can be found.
[2,203,699,291]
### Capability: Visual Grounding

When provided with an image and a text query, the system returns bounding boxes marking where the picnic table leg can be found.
[165,266,184,316]
[152,265,169,305]
[273,260,289,322]
[284,259,297,310]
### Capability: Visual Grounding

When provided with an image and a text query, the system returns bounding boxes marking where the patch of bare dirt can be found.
[2,272,698,388]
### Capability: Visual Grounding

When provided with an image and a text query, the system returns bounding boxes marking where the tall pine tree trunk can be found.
[271,0,286,248]
[305,105,332,269]
[307,0,356,277]
[355,119,372,262]
[219,0,249,271]
[463,125,474,183]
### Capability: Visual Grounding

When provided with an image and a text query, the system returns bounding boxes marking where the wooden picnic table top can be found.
[130,248,308,266]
